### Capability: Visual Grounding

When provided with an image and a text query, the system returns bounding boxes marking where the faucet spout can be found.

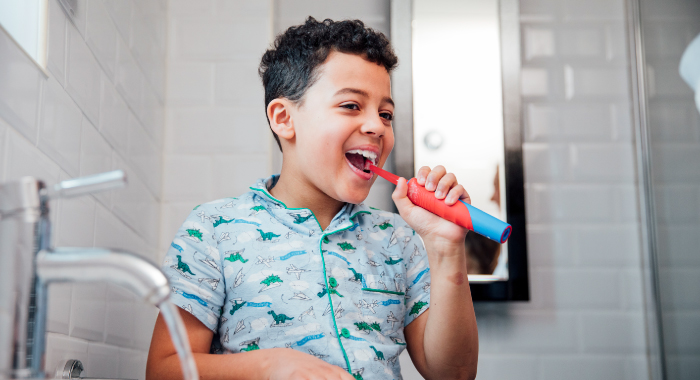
[36,248,170,305]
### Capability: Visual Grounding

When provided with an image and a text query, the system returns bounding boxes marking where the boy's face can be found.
[288,51,395,205]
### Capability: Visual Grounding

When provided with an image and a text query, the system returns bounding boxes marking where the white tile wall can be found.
[0,0,166,378]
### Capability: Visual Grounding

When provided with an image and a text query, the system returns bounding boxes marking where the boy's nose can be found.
[360,116,386,138]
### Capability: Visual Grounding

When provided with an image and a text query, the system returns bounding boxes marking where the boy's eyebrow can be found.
[335,87,395,107]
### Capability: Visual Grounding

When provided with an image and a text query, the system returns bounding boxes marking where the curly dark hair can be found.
[259,17,398,151]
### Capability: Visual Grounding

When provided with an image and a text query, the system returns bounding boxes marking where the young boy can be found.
[147,18,478,380]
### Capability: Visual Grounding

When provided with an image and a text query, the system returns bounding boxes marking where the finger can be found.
[416,166,431,186]
[445,184,468,205]
[458,185,472,205]
[434,172,457,199]
[425,165,446,191]
[391,177,414,211]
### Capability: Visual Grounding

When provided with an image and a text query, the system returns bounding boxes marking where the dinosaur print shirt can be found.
[162,175,431,380]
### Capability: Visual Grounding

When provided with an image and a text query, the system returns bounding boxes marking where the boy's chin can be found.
[336,187,371,205]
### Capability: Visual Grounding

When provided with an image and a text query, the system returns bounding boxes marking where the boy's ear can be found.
[267,98,295,142]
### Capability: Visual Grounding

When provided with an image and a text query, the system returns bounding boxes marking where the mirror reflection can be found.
[412,0,509,279]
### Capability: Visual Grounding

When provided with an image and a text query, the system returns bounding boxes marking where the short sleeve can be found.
[161,206,225,332]
[395,215,431,326]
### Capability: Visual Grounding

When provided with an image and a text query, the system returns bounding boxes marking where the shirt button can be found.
[341,328,350,338]
[329,277,338,288]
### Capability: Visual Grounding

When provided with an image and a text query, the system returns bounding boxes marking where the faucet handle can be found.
[42,170,127,200]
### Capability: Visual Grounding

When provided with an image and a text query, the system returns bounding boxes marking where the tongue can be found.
[346,153,366,171]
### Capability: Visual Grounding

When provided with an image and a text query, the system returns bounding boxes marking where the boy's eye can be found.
[380,112,393,121]
[341,103,359,110]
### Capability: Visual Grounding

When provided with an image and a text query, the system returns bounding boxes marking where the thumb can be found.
[392,177,415,213]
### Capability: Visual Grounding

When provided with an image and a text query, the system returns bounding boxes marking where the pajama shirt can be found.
[162,175,431,380]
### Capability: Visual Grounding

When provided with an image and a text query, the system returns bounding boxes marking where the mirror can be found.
[392,0,529,299]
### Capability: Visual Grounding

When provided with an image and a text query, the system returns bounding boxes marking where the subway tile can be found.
[94,203,129,250]
[662,311,700,354]
[216,0,273,18]
[104,0,133,43]
[38,77,83,177]
[620,268,645,311]
[47,0,68,86]
[5,128,61,184]
[44,333,89,378]
[612,185,639,223]
[86,342,120,378]
[0,118,7,181]
[667,355,700,380]
[659,268,700,310]
[648,63,693,99]
[70,283,107,342]
[169,0,215,16]
[127,113,161,198]
[85,0,119,80]
[541,356,624,380]
[655,185,700,225]
[66,24,101,125]
[162,155,213,202]
[525,225,577,268]
[521,68,549,97]
[66,0,88,38]
[522,142,569,182]
[553,269,620,309]
[133,303,159,350]
[398,349,423,380]
[171,18,270,60]
[46,283,72,335]
[570,143,635,182]
[168,62,214,106]
[167,107,268,154]
[105,284,135,347]
[55,182,96,247]
[648,101,700,143]
[576,226,640,267]
[477,354,538,380]
[80,117,113,207]
[581,312,647,353]
[115,37,144,119]
[111,154,160,246]
[99,75,129,156]
[566,66,629,99]
[0,28,43,143]
[484,310,579,353]
[652,144,700,183]
[656,225,700,267]
[643,22,696,59]
[561,0,624,21]
[215,61,265,106]
[625,355,651,380]
[558,27,604,58]
[527,184,615,223]
[140,81,165,146]
[211,153,270,200]
[523,27,555,61]
[526,103,617,142]
[118,347,147,380]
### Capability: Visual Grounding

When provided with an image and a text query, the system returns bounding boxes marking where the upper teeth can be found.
[347,149,378,165]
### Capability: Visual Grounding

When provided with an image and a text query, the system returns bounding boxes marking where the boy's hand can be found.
[391,165,471,250]
[267,348,355,380]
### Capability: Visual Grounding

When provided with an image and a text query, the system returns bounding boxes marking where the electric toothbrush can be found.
[369,164,512,244]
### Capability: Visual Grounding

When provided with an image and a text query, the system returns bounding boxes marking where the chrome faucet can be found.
[0,171,198,380]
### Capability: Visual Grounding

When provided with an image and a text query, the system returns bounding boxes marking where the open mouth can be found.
[345,149,378,174]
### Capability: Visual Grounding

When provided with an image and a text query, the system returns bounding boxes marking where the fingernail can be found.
[435,191,443,198]
[426,181,434,190]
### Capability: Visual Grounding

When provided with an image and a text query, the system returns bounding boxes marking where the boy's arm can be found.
[404,245,478,380]
[146,308,355,380]
[393,167,478,380]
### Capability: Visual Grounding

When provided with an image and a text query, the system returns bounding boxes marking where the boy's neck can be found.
[269,171,345,231]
